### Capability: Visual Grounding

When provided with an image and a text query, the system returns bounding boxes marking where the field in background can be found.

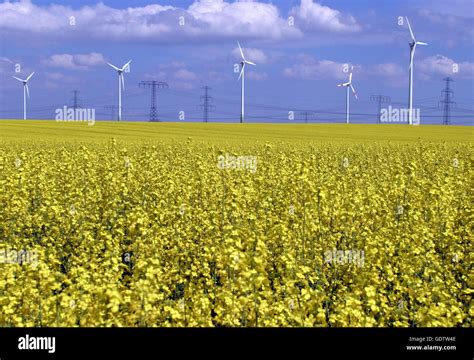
[0,120,472,144]
[0,121,472,327]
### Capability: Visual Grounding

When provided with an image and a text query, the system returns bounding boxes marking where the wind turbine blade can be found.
[237,41,246,61]
[409,45,416,70]
[26,72,35,81]
[349,72,353,82]
[350,84,357,99]
[107,62,120,71]
[121,73,125,89]
[416,41,428,46]
[121,60,132,71]
[12,76,24,82]
[406,17,415,41]
[246,61,256,66]
[238,64,245,81]
[25,84,30,98]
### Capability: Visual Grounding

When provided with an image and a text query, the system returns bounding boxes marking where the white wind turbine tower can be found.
[237,41,256,123]
[337,66,358,124]
[12,72,35,120]
[406,17,428,125]
[107,60,132,121]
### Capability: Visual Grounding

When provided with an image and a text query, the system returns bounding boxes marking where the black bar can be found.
[0,328,471,359]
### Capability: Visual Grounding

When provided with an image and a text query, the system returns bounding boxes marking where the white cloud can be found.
[44,52,106,70]
[174,69,199,81]
[417,8,474,46]
[283,54,356,80]
[145,61,199,90]
[187,0,300,40]
[372,63,405,78]
[418,55,474,79]
[367,56,473,86]
[168,61,187,69]
[43,71,80,90]
[207,70,231,83]
[0,0,301,43]
[44,71,77,82]
[232,47,268,64]
[369,62,406,87]
[0,1,363,44]
[290,0,362,33]
[156,61,189,75]
[416,0,474,19]
[246,71,268,81]
[74,53,106,67]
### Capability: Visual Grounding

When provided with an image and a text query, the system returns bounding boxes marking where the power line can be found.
[439,77,456,125]
[299,111,316,124]
[3,83,472,124]
[370,95,391,124]
[199,86,216,123]
[103,105,115,121]
[69,90,83,111]
[138,81,169,122]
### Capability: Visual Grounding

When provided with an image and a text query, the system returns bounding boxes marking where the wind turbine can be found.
[237,41,256,123]
[12,72,34,120]
[406,17,427,125]
[107,60,132,121]
[337,66,357,124]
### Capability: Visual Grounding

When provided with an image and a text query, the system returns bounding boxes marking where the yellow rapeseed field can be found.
[0,122,472,327]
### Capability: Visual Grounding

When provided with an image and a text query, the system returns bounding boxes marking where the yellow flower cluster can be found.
[0,141,471,327]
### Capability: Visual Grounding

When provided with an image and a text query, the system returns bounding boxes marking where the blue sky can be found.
[0,0,473,124]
